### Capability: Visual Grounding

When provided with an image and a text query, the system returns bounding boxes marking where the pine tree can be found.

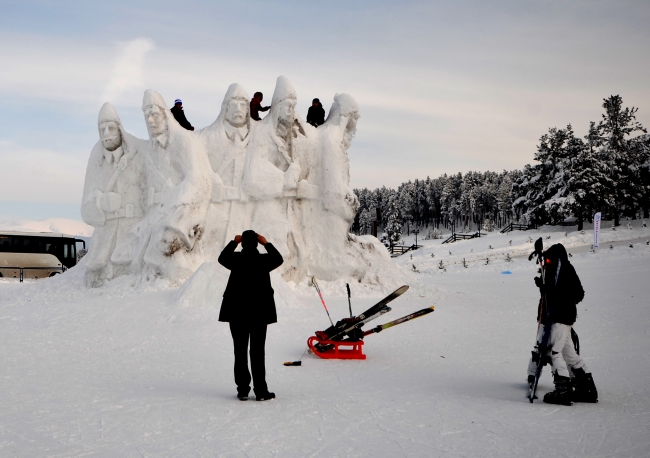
[597,95,647,225]
[384,196,403,248]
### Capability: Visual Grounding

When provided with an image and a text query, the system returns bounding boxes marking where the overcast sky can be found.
[1,0,649,221]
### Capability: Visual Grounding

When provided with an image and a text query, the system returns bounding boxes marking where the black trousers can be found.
[229,322,268,396]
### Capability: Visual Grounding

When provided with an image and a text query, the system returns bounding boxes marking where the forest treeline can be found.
[353,95,650,239]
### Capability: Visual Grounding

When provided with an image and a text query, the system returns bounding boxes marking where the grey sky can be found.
[1,0,649,221]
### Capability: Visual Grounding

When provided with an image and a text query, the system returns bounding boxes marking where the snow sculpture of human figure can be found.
[131,89,212,281]
[81,102,146,287]
[306,94,361,280]
[242,76,309,281]
[199,83,254,260]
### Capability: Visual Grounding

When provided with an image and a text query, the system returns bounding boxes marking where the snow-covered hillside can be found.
[0,223,649,457]
[0,217,93,237]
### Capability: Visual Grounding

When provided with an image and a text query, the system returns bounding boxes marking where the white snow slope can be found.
[1,222,649,457]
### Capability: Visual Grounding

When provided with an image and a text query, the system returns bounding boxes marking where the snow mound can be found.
[173,261,306,312]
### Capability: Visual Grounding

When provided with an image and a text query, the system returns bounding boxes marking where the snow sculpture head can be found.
[270,75,297,130]
[142,89,170,148]
[220,83,250,129]
[97,102,123,152]
[327,93,360,149]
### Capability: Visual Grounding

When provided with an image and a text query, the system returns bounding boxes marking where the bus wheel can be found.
[49,272,59,277]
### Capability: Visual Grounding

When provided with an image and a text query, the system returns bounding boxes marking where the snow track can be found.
[0,224,649,457]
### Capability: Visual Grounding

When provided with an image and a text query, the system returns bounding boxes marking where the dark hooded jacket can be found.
[218,240,284,324]
[250,98,270,121]
[538,243,584,326]
[307,103,325,127]
[170,105,194,130]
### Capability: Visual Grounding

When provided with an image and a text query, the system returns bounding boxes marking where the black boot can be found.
[572,367,598,403]
[527,375,538,399]
[543,374,573,406]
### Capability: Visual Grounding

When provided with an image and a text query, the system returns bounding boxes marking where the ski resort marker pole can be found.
[594,212,601,249]
[311,276,334,327]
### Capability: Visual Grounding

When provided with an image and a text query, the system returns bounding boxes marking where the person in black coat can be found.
[218,230,283,401]
[526,243,598,405]
[306,98,325,127]
[170,99,194,131]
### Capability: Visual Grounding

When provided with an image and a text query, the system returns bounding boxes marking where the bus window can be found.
[64,244,69,258]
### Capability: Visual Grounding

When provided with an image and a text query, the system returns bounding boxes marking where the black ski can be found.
[363,306,434,336]
[527,238,564,404]
[317,285,409,341]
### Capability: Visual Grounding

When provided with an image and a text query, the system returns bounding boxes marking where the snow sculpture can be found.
[242,76,311,281]
[81,103,146,287]
[82,78,405,289]
[302,93,365,280]
[198,83,253,261]
[129,90,212,281]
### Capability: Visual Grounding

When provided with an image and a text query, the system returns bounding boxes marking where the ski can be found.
[317,285,409,341]
[528,237,552,404]
[363,306,434,336]
[313,306,392,353]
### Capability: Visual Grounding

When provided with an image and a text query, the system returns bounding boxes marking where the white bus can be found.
[0,231,86,280]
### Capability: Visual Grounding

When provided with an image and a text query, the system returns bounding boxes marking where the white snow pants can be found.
[527,323,590,378]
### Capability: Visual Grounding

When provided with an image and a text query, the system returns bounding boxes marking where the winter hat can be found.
[174,99,182,105]
[241,230,258,250]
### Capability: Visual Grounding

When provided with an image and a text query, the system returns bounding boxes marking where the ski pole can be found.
[346,283,353,318]
[311,276,334,327]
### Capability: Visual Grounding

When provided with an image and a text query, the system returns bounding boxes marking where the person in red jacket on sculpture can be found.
[249,92,271,121]
[218,230,283,401]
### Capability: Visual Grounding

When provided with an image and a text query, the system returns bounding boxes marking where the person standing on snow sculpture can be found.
[170,99,194,131]
[198,83,253,259]
[306,98,325,127]
[81,102,146,287]
[249,92,270,121]
[131,89,211,281]
[242,76,307,281]
[527,243,598,405]
[218,230,283,401]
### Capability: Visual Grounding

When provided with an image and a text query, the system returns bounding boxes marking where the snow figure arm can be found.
[218,240,238,270]
[242,131,284,199]
[80,142,108,227]
[262,242,284,272]
[159,136,212,250]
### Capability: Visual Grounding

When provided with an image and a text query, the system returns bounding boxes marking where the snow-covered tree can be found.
[384,196,403,248]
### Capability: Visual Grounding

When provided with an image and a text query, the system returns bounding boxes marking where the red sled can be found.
[307,336,366,360]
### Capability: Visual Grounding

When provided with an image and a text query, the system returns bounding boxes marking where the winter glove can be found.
[257,234,268,245]
[534,276,545,292]
[234,235,242,244]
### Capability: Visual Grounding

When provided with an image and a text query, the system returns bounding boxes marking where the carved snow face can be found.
[225,98,248,128]
[346,113,360,134]
[99,121,122,152]
[277,98,296,126]
[143,105,168,140]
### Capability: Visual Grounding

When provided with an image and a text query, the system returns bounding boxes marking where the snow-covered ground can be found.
[1,223,649,457]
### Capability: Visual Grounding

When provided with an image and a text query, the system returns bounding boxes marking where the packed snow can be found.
[1,222,649,457]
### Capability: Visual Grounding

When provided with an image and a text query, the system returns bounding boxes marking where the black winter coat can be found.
[307,105,325,127]
[218,241,284,324]
[170,105,194,130]
[538,244,584,326]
